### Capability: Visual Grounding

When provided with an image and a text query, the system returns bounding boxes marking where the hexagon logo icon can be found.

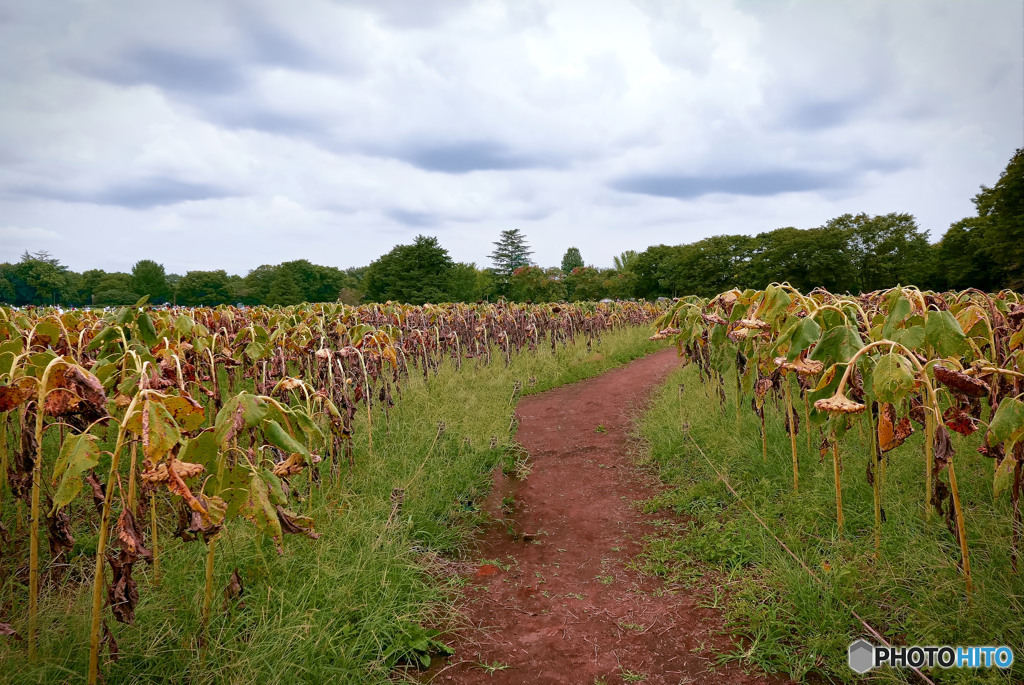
[848,639,875,674]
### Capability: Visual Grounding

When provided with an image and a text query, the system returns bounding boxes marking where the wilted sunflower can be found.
[739,317,770,330]
[141,460,205,483]
[814,393,866,414]
[774,357,825,376]
[933,365,988,398]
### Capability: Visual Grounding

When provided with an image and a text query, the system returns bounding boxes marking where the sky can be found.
[0,0,1020,276]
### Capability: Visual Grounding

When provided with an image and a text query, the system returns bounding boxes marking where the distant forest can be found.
[3,148,1021,307]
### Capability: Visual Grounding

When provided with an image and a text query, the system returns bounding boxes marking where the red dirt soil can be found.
[424,347,789,685]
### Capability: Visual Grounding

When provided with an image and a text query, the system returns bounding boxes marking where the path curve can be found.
[429,347,785,685]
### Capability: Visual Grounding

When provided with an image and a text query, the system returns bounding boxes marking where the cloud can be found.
[343,0,478,29]
[611,169,846,200]
[400,141,543,174]
[386,208,439,227]
[22,178,235,209]
[241,15,328,71]
[81,46,248,94]
[0,226,61,243]
[93,178,236,209]
[785,98,863,131]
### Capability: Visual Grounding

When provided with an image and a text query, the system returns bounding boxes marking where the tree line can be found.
[3,148,1021,307]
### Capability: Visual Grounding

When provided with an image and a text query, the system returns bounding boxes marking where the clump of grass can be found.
[636,363,1024,684]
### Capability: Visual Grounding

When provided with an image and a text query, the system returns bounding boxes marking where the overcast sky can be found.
[0,0,1020,275]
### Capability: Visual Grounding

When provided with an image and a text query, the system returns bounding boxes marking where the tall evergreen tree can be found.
[489,229,533,296]
[489,229,534,278]
[560,247,584,273]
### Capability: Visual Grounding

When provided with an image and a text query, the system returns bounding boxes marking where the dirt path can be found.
[426,347,786,685]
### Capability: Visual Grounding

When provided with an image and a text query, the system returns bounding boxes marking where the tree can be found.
[337,287,364,305]
[561,247,584,273]
[832,213,933,292]
[659,235,754,297]
[266,268,303,306]
[933,217,999,291]
[612,250,639,273]
[489,230,534,296]
[363,235,455,304]
[745,227,857,293]
[131,260,170,303]
[631,245,678,299]
[972,148,1024,288]
[449,262,486,303]
[176,270,232,306]
[92,272,139,305]
[240,265,277,305]
[14,254,69,305]
[0,269,14,304]
[565,267,609,301]
[509,266,566,302]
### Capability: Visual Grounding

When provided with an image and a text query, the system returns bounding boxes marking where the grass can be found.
[635,363,1024,684]
[0,327,663,684]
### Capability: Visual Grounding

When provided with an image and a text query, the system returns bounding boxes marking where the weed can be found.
[475,659,509,674]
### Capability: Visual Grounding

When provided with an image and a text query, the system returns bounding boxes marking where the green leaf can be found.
[126,400,181,461]
[244,341,265,361]
[180,430,220,474]
[200,494,228,527]
[890,324,926,351]
[925,310,966,357]
[217,465,253,519]
[787,317,821,361]
[91,361,119,390]
[872,354,917,404]
[136,312,158,348]
[289,408,323,443]
[133,294,150,308]
[759,285,791,324]
[994,457,1016,499]
[240,471,283,552]
[31,322,61,348]
[263,419,310,458]
[988,398,1024,446]
[260,468,288,507]
[810,324,863,364]
[882,297,912,339]
[174,315,194,338]
[50,433,101,514]
[0,338,25,357]
[214,393,269,446]
[86,326,121,353]
[0,351,14,377]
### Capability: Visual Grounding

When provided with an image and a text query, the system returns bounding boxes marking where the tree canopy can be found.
[364,235,456,305]
[560,247,584,273]
[132,259,169,304]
